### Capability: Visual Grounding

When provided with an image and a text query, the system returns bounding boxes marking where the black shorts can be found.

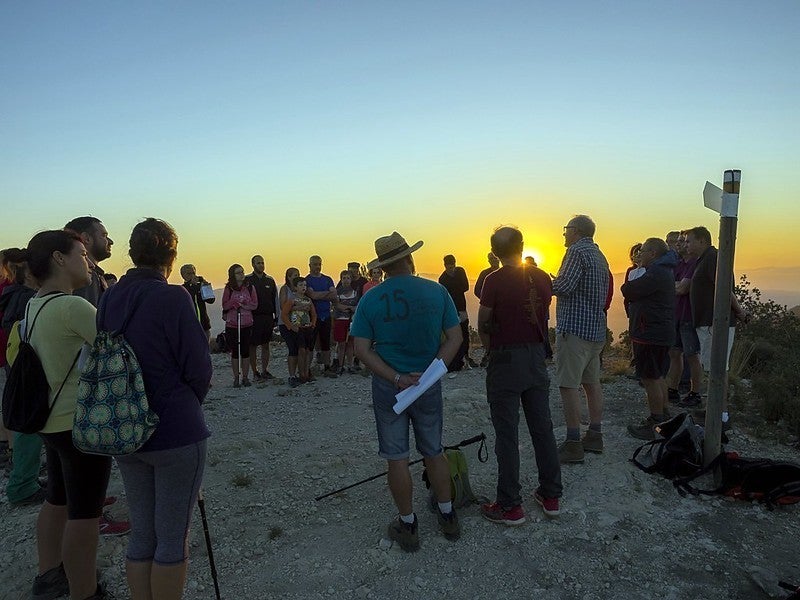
[39,430,112,519]
[633,342,670,380]
[226,326,252,358]
[279,324,298,357]
[250,314,274,346]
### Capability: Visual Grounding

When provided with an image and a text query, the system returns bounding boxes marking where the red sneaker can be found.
[480,502,526,526]
[103,496,117,507]
[99,514,130,536]
[534,491,560,518]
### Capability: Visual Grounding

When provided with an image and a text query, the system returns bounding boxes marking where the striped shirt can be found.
[552,237,610,342]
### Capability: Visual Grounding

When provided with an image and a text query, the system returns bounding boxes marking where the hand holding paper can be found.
[393,358,448,414]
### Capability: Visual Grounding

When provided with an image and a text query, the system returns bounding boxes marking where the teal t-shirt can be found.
[350,275,459,373]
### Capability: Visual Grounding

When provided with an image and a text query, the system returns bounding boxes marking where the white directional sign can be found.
[703,181,739,217]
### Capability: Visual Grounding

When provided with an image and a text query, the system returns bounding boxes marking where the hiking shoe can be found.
[534,491,560,518]
[11,486,47,507]
[386,515,419,552]
[242,378,251,387]
[289,377,301,388]
[480,502,526,526]
[558,440,585,464]
[99,514,130,536]
[323,367,338,378]
[679,391,703,408]
[581,430,603,454]
[263,371,275,380]
[233,379,241,388]
[347,366,359,374]
[627,416,661,440]
[31,563,69,600]
[668,387,680,402]
[252,370,263,381]
[436,507,461,541]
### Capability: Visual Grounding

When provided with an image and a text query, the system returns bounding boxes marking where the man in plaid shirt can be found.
[552,215,610,464]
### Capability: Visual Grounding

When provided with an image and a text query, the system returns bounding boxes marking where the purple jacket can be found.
[99,268,212,451]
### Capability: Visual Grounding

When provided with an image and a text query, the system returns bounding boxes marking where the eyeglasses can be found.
[563,226,577,232]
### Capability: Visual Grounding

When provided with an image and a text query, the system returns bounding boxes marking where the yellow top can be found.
[27,294,97,433]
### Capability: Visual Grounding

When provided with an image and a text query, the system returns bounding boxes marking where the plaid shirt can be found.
[552,237,610,342]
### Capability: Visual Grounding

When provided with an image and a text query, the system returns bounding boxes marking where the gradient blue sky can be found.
[2,1,799,293]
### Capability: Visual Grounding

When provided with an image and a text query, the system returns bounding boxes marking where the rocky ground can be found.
[1,343,799,600]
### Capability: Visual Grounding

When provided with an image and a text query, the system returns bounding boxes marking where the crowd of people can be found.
[0,212,750,597]
[1,217,211,600]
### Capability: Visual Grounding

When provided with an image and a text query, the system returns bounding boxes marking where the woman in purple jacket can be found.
[100,218,212,600]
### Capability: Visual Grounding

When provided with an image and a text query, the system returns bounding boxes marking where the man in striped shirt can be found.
[552,215,610,464]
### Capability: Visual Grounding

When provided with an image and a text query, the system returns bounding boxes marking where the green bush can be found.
[735,275,800,438]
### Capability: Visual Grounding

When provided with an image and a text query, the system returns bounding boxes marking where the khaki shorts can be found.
[696,326,735,372]
[555,333,605,388]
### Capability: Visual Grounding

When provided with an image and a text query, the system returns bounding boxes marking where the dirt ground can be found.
[1,343,799,600]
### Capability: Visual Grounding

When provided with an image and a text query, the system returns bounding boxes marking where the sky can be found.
[2,1,799,295]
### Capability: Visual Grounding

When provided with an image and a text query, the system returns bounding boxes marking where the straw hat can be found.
[366,232,424,270]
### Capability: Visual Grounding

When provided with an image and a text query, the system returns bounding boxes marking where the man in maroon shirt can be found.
[477,226,563,525]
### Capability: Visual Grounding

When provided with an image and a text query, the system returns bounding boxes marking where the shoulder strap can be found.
[24,293,67,342]
[630,439,665,474]
[48,349,81,410]
[673,452,726,497]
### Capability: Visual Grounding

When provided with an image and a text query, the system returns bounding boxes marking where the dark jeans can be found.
[486,343,562,507]
[448,320,471,372]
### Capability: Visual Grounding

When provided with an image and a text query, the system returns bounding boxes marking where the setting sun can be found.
[522,248,544,269]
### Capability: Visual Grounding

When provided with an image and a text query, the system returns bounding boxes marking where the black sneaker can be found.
[289,377,301,388]
[436,507,461,541]
[11,486,47,507]
[323,367,338,379]
[679,391,702,408]
[31,563,69,600]
[252,370,263,381]
[386,514,419,552]
[668,388,680,402]
[263,371,275,380]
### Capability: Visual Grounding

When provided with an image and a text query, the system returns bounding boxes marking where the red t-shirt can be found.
[480,264,552,349]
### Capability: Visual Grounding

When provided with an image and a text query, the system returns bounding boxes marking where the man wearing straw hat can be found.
[351,232,463,552]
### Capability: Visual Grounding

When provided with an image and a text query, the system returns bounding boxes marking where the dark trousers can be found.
[486,343,562,507]
[448,320,471,372]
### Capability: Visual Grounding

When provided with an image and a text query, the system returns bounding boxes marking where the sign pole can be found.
[702,169,741,474]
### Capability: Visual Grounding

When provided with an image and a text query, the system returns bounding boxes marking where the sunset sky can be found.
[2,2,799,297]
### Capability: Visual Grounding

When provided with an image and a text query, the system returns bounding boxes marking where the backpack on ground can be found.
[630,412,704,479]
[73,289,159,455]
[673,451,800,509]
[214,331,228,353]
[2,294,79,434]
[423,445,489,509]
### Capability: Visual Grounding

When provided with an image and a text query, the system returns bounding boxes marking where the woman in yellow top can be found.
[24,229,109,600]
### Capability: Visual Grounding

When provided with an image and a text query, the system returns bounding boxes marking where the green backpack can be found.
[424,447,486,509]
[445,448,479,508]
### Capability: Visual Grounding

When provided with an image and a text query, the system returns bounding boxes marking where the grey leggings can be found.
[116,440,207,565]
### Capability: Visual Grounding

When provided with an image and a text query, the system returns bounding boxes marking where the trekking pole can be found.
[197,489,221,600]
[315,433,486,501]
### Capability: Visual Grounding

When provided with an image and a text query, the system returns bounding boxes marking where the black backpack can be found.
[215,331,228,353]
[630,412,704,479]
[2,294,80,434]
[673,451,800,510]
